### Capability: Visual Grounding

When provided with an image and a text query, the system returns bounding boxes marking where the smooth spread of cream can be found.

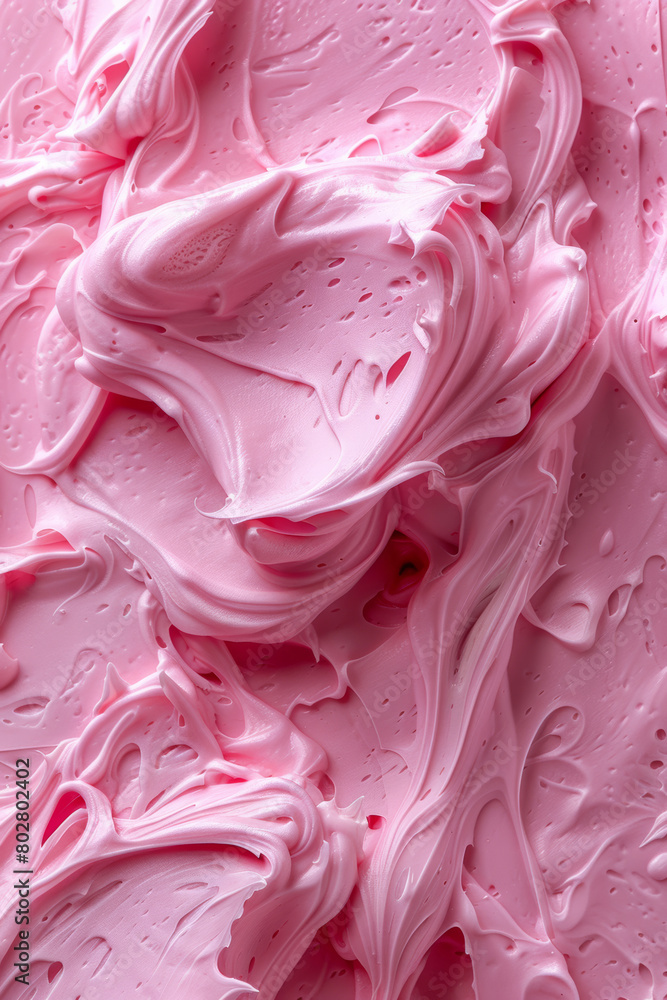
[1,0,667,998]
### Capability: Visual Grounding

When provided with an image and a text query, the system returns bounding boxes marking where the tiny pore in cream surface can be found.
[1,0,667,997]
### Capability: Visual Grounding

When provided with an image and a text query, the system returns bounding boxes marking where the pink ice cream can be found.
[1,0,667,998]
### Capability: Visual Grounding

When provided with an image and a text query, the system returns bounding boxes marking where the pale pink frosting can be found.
[1,0,667,998]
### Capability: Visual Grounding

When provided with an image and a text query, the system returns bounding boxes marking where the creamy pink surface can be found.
[1,0,667,998]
